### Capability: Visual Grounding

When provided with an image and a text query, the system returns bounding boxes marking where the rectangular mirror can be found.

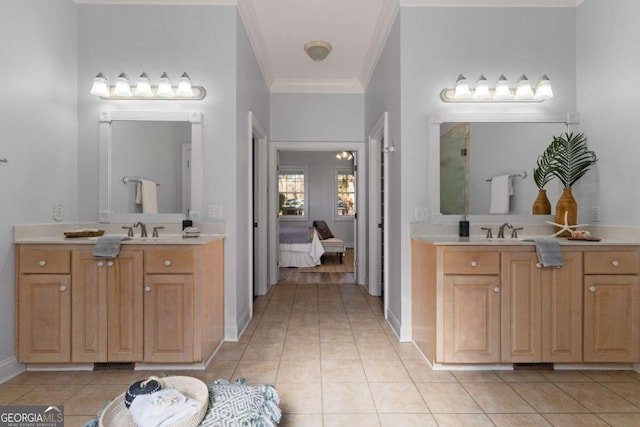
[98,111,202,223]
[429,112,579,222]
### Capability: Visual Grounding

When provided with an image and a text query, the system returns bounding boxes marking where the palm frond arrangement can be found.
[533,142,559,190]
[547,132,597,188]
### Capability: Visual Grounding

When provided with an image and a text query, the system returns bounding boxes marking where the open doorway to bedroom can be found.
[277,150,357,285]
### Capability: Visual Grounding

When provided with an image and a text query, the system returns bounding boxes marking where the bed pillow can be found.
[313,220,334,240]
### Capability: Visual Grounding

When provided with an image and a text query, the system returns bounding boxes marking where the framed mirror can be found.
[429,112,579,223]
[98,111,202,223]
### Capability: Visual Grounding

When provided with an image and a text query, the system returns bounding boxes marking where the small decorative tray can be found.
[64,229,105,238]
[567,236,601,242]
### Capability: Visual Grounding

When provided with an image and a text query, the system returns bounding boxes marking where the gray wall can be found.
[577,0,640,227]
[0,0,78,377]
[279,151,356,246]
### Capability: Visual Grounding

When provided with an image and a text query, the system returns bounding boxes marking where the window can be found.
[279,167,307,219]
[337,169,355,218]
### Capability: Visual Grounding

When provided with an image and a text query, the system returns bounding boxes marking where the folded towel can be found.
[92,236,130,259]
[489,174,511,214]
[129,388,201,427]
[524,237,564,268]
[136,179,158,214]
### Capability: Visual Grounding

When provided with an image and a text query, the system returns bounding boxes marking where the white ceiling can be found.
[79,0,584,93]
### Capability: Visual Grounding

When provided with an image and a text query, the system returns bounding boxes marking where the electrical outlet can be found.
[208,205,223,219]
[53,204,64,221]
[414,208,429,221]
[592,206,601,222]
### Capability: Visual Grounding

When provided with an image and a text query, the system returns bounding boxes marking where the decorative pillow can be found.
[200,378,281,427]
[313,220,334,240]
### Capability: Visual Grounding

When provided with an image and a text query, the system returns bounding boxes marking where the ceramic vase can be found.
[555,187,577,237]
[532,189,552,215]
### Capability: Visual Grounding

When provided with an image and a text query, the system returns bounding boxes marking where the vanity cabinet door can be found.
[584,275,640,362]
[143,274,194,363]
[18,274,71,363]
[443,275,501,363]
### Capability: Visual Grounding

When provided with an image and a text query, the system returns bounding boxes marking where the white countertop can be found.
[411,235,640,246]
[14,234,225,245]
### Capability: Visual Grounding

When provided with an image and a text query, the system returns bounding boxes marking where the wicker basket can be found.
[99,376,209,427]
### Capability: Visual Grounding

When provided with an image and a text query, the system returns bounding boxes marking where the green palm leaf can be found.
[548,132,597,188]
[533,142,559,189]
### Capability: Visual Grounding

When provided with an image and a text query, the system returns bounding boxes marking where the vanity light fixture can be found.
[89,71,206,100]
[441,74,554,102]
[336,151,353,160]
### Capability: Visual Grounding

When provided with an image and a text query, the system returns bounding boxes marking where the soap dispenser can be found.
[459,215,470,237]
[182,210,193,230]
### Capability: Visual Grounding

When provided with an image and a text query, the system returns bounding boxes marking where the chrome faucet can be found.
[497,223,513,239]
[133,222,148,238]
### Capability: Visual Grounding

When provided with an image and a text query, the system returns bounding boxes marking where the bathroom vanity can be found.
[15,234,224,369]
[411,236,640,368]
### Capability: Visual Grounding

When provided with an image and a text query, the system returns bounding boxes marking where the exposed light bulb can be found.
[90,72,110,97]
[134,72,153,97]
[493,74,512,100]
[157,72,174,97]
[534,75,554,100]
[454,74,471,99]
[113,72,132,97]
[177,72,194,97]
[515,74,534,99]
[472,74,491,100]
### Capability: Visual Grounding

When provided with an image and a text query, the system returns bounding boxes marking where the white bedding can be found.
[279,228,325,267]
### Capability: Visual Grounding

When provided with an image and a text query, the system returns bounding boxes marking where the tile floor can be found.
[3,282,640,426]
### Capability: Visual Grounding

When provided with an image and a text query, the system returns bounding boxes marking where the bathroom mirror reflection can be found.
[98,111,203,223]
[430,113,577,219]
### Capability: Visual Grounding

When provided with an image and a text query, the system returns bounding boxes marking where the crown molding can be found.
[359,0,399,90]
[237,0,274,88]
[270,79,364,94]
[399,0,583,6]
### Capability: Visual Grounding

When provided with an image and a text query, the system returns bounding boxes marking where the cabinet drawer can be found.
[443,251,499,275]
[145,250,194,274]
[19,247,70,274]
[584,251,640,275]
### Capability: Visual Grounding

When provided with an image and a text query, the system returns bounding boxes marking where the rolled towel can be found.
[129,388,200,427]
[523,237,564,268]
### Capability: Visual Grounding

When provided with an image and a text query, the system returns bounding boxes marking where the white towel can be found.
[489,174,511,214]
[129,388,201,427]
[136,179,158,214]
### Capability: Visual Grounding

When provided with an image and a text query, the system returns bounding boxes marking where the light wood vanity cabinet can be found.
[16,239,224,367]
[412,240,640,366]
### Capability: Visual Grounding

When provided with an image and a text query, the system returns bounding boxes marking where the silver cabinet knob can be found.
[536,263,542,268]
[589,286,596,293]
[97,261,104,267]
[144,286,151,293]
[107,261,114,267]
[612,260,620,267]
[164,260,171,267]
[38,260,46,267]
[470,261,478,268]
[493,287,500,293]
[59,285,67,292]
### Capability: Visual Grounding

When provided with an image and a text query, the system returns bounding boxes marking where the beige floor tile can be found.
[352,328,390,343]
[50,371,101,385]
[391,342,425,360]
[322,382,376,413]
[597,413,640,426]
[321,359,367,383]
[582,370,640,383]
[11,384,84,406]
[489,413,553,426]
[378,413,438,427]
[556,382,640,413]
[251,325,287,342]
[321,341,360,360]
[323,413,381,427]
[602,382,640,407]
[403,360,458,383]
[357,341,400,361]
[241,341,284,360]
[539,370,593,383]
[496,370,549,383]
[281,340,320,360]
[232,360,279,384]
[279,413,323,427]
[368,382,429,413]
[453,370,504,382]
[276,382,322,413]
[349,317,382,329]
[319,315,350,329]
[415,383,482,414]
[463,382,535,413]
[432,413,495,427]
[63,383,124,416]
[90,370,147,385]
[190,359,238,382]
[0,383,34,404]
[7,371,65,385]
[212,342,247,360]
[510,382,588,413]
[543,413,610,426]
[288,315,320,328]
[362,359,411,382]
[277,359,321,382]
[320,328,355,342]
[63,415,97,427]
[286,326,320,340]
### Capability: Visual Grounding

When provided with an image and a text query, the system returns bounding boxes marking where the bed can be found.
[279,226,325,267]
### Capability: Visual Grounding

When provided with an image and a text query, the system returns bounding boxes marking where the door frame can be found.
[268,141,367,285]
[249,112,268,296]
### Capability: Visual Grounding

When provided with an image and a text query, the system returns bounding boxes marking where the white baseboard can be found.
[0,356,24,384]
[385,308,401,339]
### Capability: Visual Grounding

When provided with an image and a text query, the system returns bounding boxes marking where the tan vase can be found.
[554,187,577,237]
[532,189,552,215]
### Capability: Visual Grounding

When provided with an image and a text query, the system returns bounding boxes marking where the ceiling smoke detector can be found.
[304,40,332,61]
